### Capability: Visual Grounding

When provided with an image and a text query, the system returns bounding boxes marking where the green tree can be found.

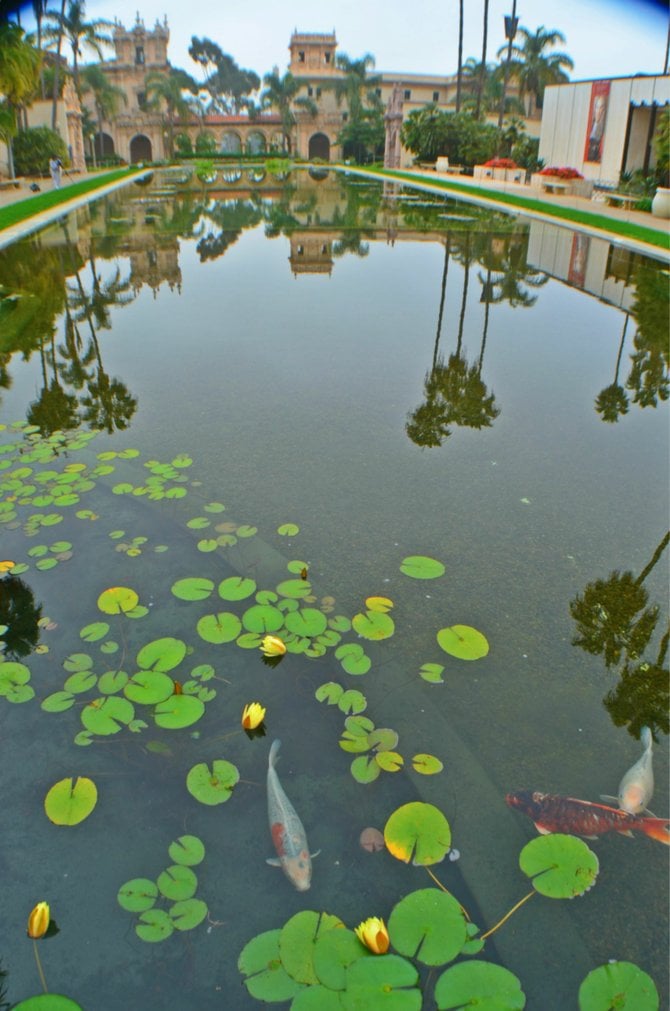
[0,22,41,178]
[80,64,126,164]
[43,0,113,95]
[401,107,498,167]
[188,36,259,113]
[333,51,383,162]
[261,70,316,154]
[145,69,195,159]
[13,124,67,175]
[501,25,574,117]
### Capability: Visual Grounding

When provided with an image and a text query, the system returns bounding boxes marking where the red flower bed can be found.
[483,157,517,168]
[538,166,584,179]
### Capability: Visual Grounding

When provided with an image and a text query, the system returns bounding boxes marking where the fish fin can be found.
[599,795,618,805]
[310,849,321,860]
[620,830,634,838]
[534,823,552,835]
[266,857,282,867]
[638,818,670,846]
[583,835,600,840]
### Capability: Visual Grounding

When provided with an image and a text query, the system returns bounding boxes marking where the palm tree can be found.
[476,0,490,119]
[502,25,574,117]
[261,71,316,154]
[145,70,194,160]
[0,23,41,178]
[334,52,381,122]
[80,64,126,163]
[43,0,113,95]
[455,0,464,112]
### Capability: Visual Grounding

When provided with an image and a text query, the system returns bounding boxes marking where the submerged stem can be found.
[424,866,471,921]
[479,890,535,941]
[32,940,48,993]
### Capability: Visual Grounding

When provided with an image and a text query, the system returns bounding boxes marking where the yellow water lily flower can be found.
[27,902,50,939]
[354,916,389,954]
[242,702,266,730]
[259,635,286,657]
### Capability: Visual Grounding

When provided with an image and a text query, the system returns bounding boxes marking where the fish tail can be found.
[640,726,652,751]
[638,817,670,845]
[269,739,281,768]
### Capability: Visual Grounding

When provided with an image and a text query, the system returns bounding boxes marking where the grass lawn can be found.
[352,166,670,252]
[0,168,141,233]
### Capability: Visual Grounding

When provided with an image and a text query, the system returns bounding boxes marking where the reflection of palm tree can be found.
[625,263,670,409]
[0,575,42,659]
[604,646,669,739]
[488,233,548,307]
[27,324,79,435]
[595,313,630,423]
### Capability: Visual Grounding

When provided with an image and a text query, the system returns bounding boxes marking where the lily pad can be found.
[291,987,343,1011]
[437,625,489,660]
[338,690,367,715]
[384,802,452,866]
[170,898,208,931]
[171,577,214,601]
[238,929,304,1003]
[400,555,445,580]
[315,682,343,704]
[412,754,444,775]
[63,670,97,694]
[277,523,300,536]
[388,888,467,966]
[197,612,242,644]
[578,961,659,1011]
[136,908,174,942]
[81,696,135,735]
[44,776,98,826]
[276,578,311,599]
[186,760,239,804]
[279,910,343,985]
[154,694,205,729]
[80,622,110,642]
[157,865,198,901]
[124,671,175,705]
[98,670,128,694]
[63,653,93,672]
[285,608,327,639]
[97,586,139,615]
[12,997,84,1010]
[352,610,395,641]
[242,604,284,634]
[0,660,32,702]
[341,954,421,1011]
[375,750,404,772]
[519,834,599,898]
[313,927,372,990]
[117,878,158,912]
[218,576,257,601]
[41,691,76,713]
[136,637,187,673]
[419,663,445,684]
[168,835,205,866]
[351,755,381,783]
[434,961,526,1010]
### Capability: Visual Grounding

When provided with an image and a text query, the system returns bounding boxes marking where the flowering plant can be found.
[483,157,517,168]
[538,166,584,179]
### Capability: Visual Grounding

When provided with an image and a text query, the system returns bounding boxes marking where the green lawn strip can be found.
[0,168,141,232]
[349,166,670,251]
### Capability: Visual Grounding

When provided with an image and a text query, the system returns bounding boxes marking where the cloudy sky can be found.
[17,0,670,83]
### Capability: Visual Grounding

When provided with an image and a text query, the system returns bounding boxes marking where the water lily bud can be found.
[354,916,389,954]
[260,635,286,657]
[241,702,266,730]
[27,902,50,939]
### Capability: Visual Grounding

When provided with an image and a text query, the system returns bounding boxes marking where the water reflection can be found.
[570,531,670,738]
[0,574,42,659]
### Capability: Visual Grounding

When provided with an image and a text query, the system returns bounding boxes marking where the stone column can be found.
[384,82,404,169]
[64,79,86,172]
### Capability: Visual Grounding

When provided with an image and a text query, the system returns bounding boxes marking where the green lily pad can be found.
[64,670,98,694]
[352,610,395,641]
[578,961,659,1011]
[338,690,367,715]
[170,898,208,931]
[168,835,205,866]
[117,878,158,912]
[437,625,489,660]
[186,760,239,804]
[434,961,526,1010]
[368,729,399,751]
[329,615,352,632]
[36,557,58,571]
[41,691,76,713]
[239,929,305,1003]
[236,524,257,538]
[236,632,262,649]
[313,927,372,990]
[101,641,119,655]
[218,576,257,601]
[197,612,242,644]
[388,888,467,966]
[80,622,110,642]
[172,454,192,468]
[12,996,85,1010]
[124,670,175,705]
[400,555,445,579]
[136,908,174,942]
[97,586,139,615]
[412,754,444,775]
[279,911,344,985]
[44,776,98,826]
[197,538,218,553]
[98,670,128,694]
[81,696,135,735]
[63,653,93,673]
[171,577,214,601]
[186,517,211,529]
[341,954,421,1010]
[315,682,343,704]
[137,637,187,673]
[154,694,205,729]
[157,864,198,901]
[519,834,599,898]
[204,501,226,513]
[384,802,452,866]
[243,604,284,634]
[277,523,300,536]
[285,608,327,639]
[256,589,279,605]
[0,660,32,700]
[276,578,311,599]
[419,663,445,684]
[291,987,343,1011]
[190,664,215,681]
[351,755,381,783]
[375,750,404,772]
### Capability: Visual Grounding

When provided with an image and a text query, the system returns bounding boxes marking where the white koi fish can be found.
[602,727,655,815]
[266,739,319,891]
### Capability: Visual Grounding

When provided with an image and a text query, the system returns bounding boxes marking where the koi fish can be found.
[506,790,670,845]
[602,726,654,815]
[266,740,319,890]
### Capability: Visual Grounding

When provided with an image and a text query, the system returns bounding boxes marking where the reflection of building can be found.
[289,234,333,275]
[539,75,670,183]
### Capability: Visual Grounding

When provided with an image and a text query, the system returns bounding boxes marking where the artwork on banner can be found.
[568,233,590,288]
[584,81,610,163]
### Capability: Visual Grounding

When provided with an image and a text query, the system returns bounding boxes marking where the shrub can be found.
[483,157,517,168]
[13,126,68,176]
[175,132,193,156]
[401,107,498,167]
[538,166,583,179]
[195,132,217,155]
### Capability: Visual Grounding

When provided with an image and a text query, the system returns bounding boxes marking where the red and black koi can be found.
[506,790,670,845]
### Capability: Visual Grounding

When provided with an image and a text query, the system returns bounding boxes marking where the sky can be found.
[12,0,670,84]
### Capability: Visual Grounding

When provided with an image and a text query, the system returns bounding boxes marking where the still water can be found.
[0,168,668,1009]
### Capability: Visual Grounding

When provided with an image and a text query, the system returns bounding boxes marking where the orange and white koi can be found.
[506,790,669,845]
[266,740,320,890]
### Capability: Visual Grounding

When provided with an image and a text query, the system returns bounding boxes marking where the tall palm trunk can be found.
[455,0,464,112]
[475,0,489,120]
[497,0,518,129]
[51,0,65,129]
[433,236,451,370]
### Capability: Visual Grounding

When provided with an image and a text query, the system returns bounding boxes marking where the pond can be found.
[0,167,668,1011]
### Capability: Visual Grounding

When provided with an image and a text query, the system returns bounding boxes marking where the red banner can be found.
[584,80,610,164]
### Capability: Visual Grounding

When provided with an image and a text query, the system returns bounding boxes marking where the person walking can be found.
[49,155,63,189]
